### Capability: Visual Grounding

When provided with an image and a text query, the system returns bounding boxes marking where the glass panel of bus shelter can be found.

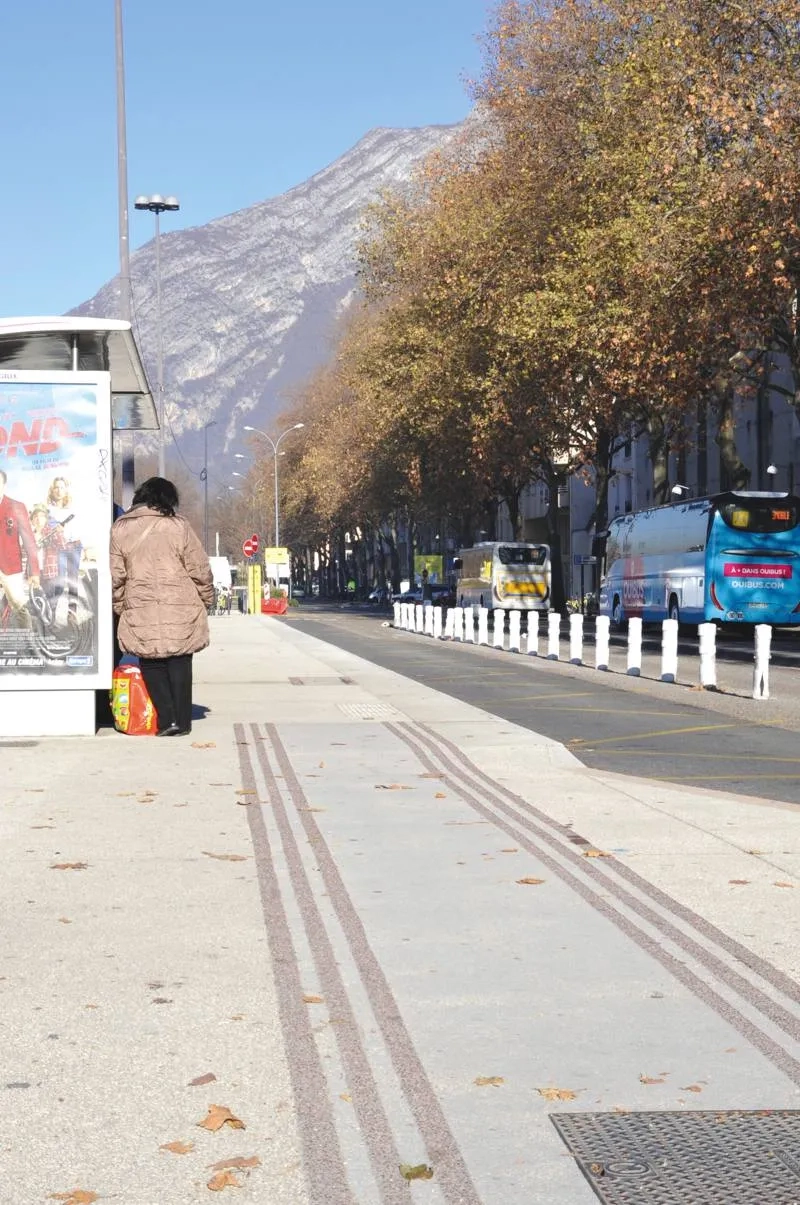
[706,495,800,624]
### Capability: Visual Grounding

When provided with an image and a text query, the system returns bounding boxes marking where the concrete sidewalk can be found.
[2,614,799,1204]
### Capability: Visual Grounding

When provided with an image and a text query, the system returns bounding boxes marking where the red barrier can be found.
[261,597,288,615]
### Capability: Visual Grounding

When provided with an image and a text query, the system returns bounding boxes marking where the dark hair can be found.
[131,476,179,516]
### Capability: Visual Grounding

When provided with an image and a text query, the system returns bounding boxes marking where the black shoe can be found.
[171,727,192,736]
[157,723,180,737]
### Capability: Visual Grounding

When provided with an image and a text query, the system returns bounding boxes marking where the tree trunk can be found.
[545,467,567,612]
[502,484,524,541]
[590,425,613,536]
[714,386,750,490]
[647,414,670,505]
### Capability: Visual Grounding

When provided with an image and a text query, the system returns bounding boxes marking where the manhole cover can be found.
[337,702,403,721]
[551,1111,800,1204]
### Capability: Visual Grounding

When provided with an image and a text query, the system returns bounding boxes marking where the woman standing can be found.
[110,477,214,736]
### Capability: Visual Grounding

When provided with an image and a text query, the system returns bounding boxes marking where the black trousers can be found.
[140,654,193,732]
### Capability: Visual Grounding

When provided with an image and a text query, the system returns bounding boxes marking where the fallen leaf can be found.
[774,881,795,888]
[474,1076,504,1087]
[303,994,324,1004]
[681,1084,703,1093]
[745,849,764,855]
[208,1156,261,1171]
[50,863,88,871]
[318,761,325,768]
[434,792,447,799]
[399,1164,434,1182]
[189,1072,217,1087]
[115,792,136,797]
[196,1105,246,1132]
[639,1074,666,1085]
[49,1194,99,1205]
[207,1170,243,1191]
[375,784,412,791]
[160,1140,194,1155]
[419,772,444,779]
[537,1087,577,1101]
[582,850,611,859]
[339,1093,352,1103]
[517,877,545,886]
[84,1004,99,1010]
[191,741,216,749]
[589,1162,605,1176]
[58,917,72,924]
[234,790,257,796]
[501,848,519,853]
[203,852,248,862]
[728,879,750,885]
[31,824,56,829]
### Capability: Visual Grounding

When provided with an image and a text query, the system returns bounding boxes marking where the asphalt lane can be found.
[287,606,800,805]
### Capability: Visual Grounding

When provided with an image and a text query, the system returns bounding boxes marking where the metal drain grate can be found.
[337,702,403,721]
[551,1111,800,1204]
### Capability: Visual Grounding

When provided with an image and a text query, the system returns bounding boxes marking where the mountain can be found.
[73,121,466,476]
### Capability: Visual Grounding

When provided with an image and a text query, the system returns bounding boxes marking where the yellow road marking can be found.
[650,773,800,782]
[589,750,800,763]
[568,722,738,747]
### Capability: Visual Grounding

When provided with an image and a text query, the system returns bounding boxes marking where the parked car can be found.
[368,585,392,606]
[391,584,456,606]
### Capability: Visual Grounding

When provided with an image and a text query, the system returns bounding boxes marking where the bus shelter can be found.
[0,317,157,736]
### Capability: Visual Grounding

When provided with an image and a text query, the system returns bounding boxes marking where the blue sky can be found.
[0,0,491,317]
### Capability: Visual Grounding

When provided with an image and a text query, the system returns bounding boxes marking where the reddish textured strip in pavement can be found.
[250,723,410,1205]
[404,725,800,1044]
[423,722,800,1006]
[390,722,800,1089]
[264,723,484,1205]
[234,724,354,1205]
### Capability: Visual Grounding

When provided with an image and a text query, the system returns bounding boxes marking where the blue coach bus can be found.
[598,491,800,626]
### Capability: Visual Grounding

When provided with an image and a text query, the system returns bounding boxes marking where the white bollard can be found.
[661,618,678,683]
[547,611,561,660]
[433,607,443,640]
[415,604,424,634]
[400,602,408,630]
[626,616,642,676]
[508,609,521,653]
[478,607,490,645]
[393,601,401,628]
[527,611,540,656]
[569,613,584,664]
[443,608,454,640]
[493,609,505,649]
[466,607,478,644]
[594,615,610,671]
[453,607,464,642]
[753,624,772,700]
[698,622,717,689]
[424,605,434,637]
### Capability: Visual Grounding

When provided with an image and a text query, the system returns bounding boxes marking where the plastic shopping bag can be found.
[111,664,157,735]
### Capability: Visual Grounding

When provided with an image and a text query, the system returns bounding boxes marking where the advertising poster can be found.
[0,373,112,689]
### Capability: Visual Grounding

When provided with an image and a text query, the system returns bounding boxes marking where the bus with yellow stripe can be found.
[453,542,551,613]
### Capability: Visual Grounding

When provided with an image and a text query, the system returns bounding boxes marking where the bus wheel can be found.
[668,595,680,624]
[611,596,623,628]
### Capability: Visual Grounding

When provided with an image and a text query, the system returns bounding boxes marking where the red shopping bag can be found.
[110,664,158,735]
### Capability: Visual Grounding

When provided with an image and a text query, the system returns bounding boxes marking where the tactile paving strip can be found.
[551,1110,800,1204]
[337,702,404,721]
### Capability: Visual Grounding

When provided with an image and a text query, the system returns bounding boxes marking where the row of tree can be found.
[234,0,800,605]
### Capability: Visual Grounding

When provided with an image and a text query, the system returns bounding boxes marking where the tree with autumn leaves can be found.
[267,0,800,607]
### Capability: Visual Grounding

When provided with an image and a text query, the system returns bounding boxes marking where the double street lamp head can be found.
[134,194,180,214]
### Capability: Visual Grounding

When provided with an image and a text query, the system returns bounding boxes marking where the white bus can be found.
[598,490,800,626]
[454,542,551,612]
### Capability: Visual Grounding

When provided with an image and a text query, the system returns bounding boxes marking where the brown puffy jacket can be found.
[110,506,214,658]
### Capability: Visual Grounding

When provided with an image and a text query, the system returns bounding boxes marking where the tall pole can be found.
[115,0,135,507]
[273,444,280,548]
[154,210,165,478]
[203,420,216,554]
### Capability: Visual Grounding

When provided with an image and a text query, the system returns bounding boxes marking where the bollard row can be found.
[391,604,773,699]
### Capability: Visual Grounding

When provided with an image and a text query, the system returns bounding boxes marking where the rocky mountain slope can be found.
[74,121,465,477]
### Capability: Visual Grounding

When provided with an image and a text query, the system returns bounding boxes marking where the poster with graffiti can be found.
[0,373,112,688]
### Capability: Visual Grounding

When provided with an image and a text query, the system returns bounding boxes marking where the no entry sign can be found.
[242,533,259,559]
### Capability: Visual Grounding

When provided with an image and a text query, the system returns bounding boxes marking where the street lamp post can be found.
[201,420,216,554]
[134,194,180,477]
[243,423,304,548]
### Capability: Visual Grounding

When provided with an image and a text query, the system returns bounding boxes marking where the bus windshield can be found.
[498,545,547,566]
[717,499,799,534]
